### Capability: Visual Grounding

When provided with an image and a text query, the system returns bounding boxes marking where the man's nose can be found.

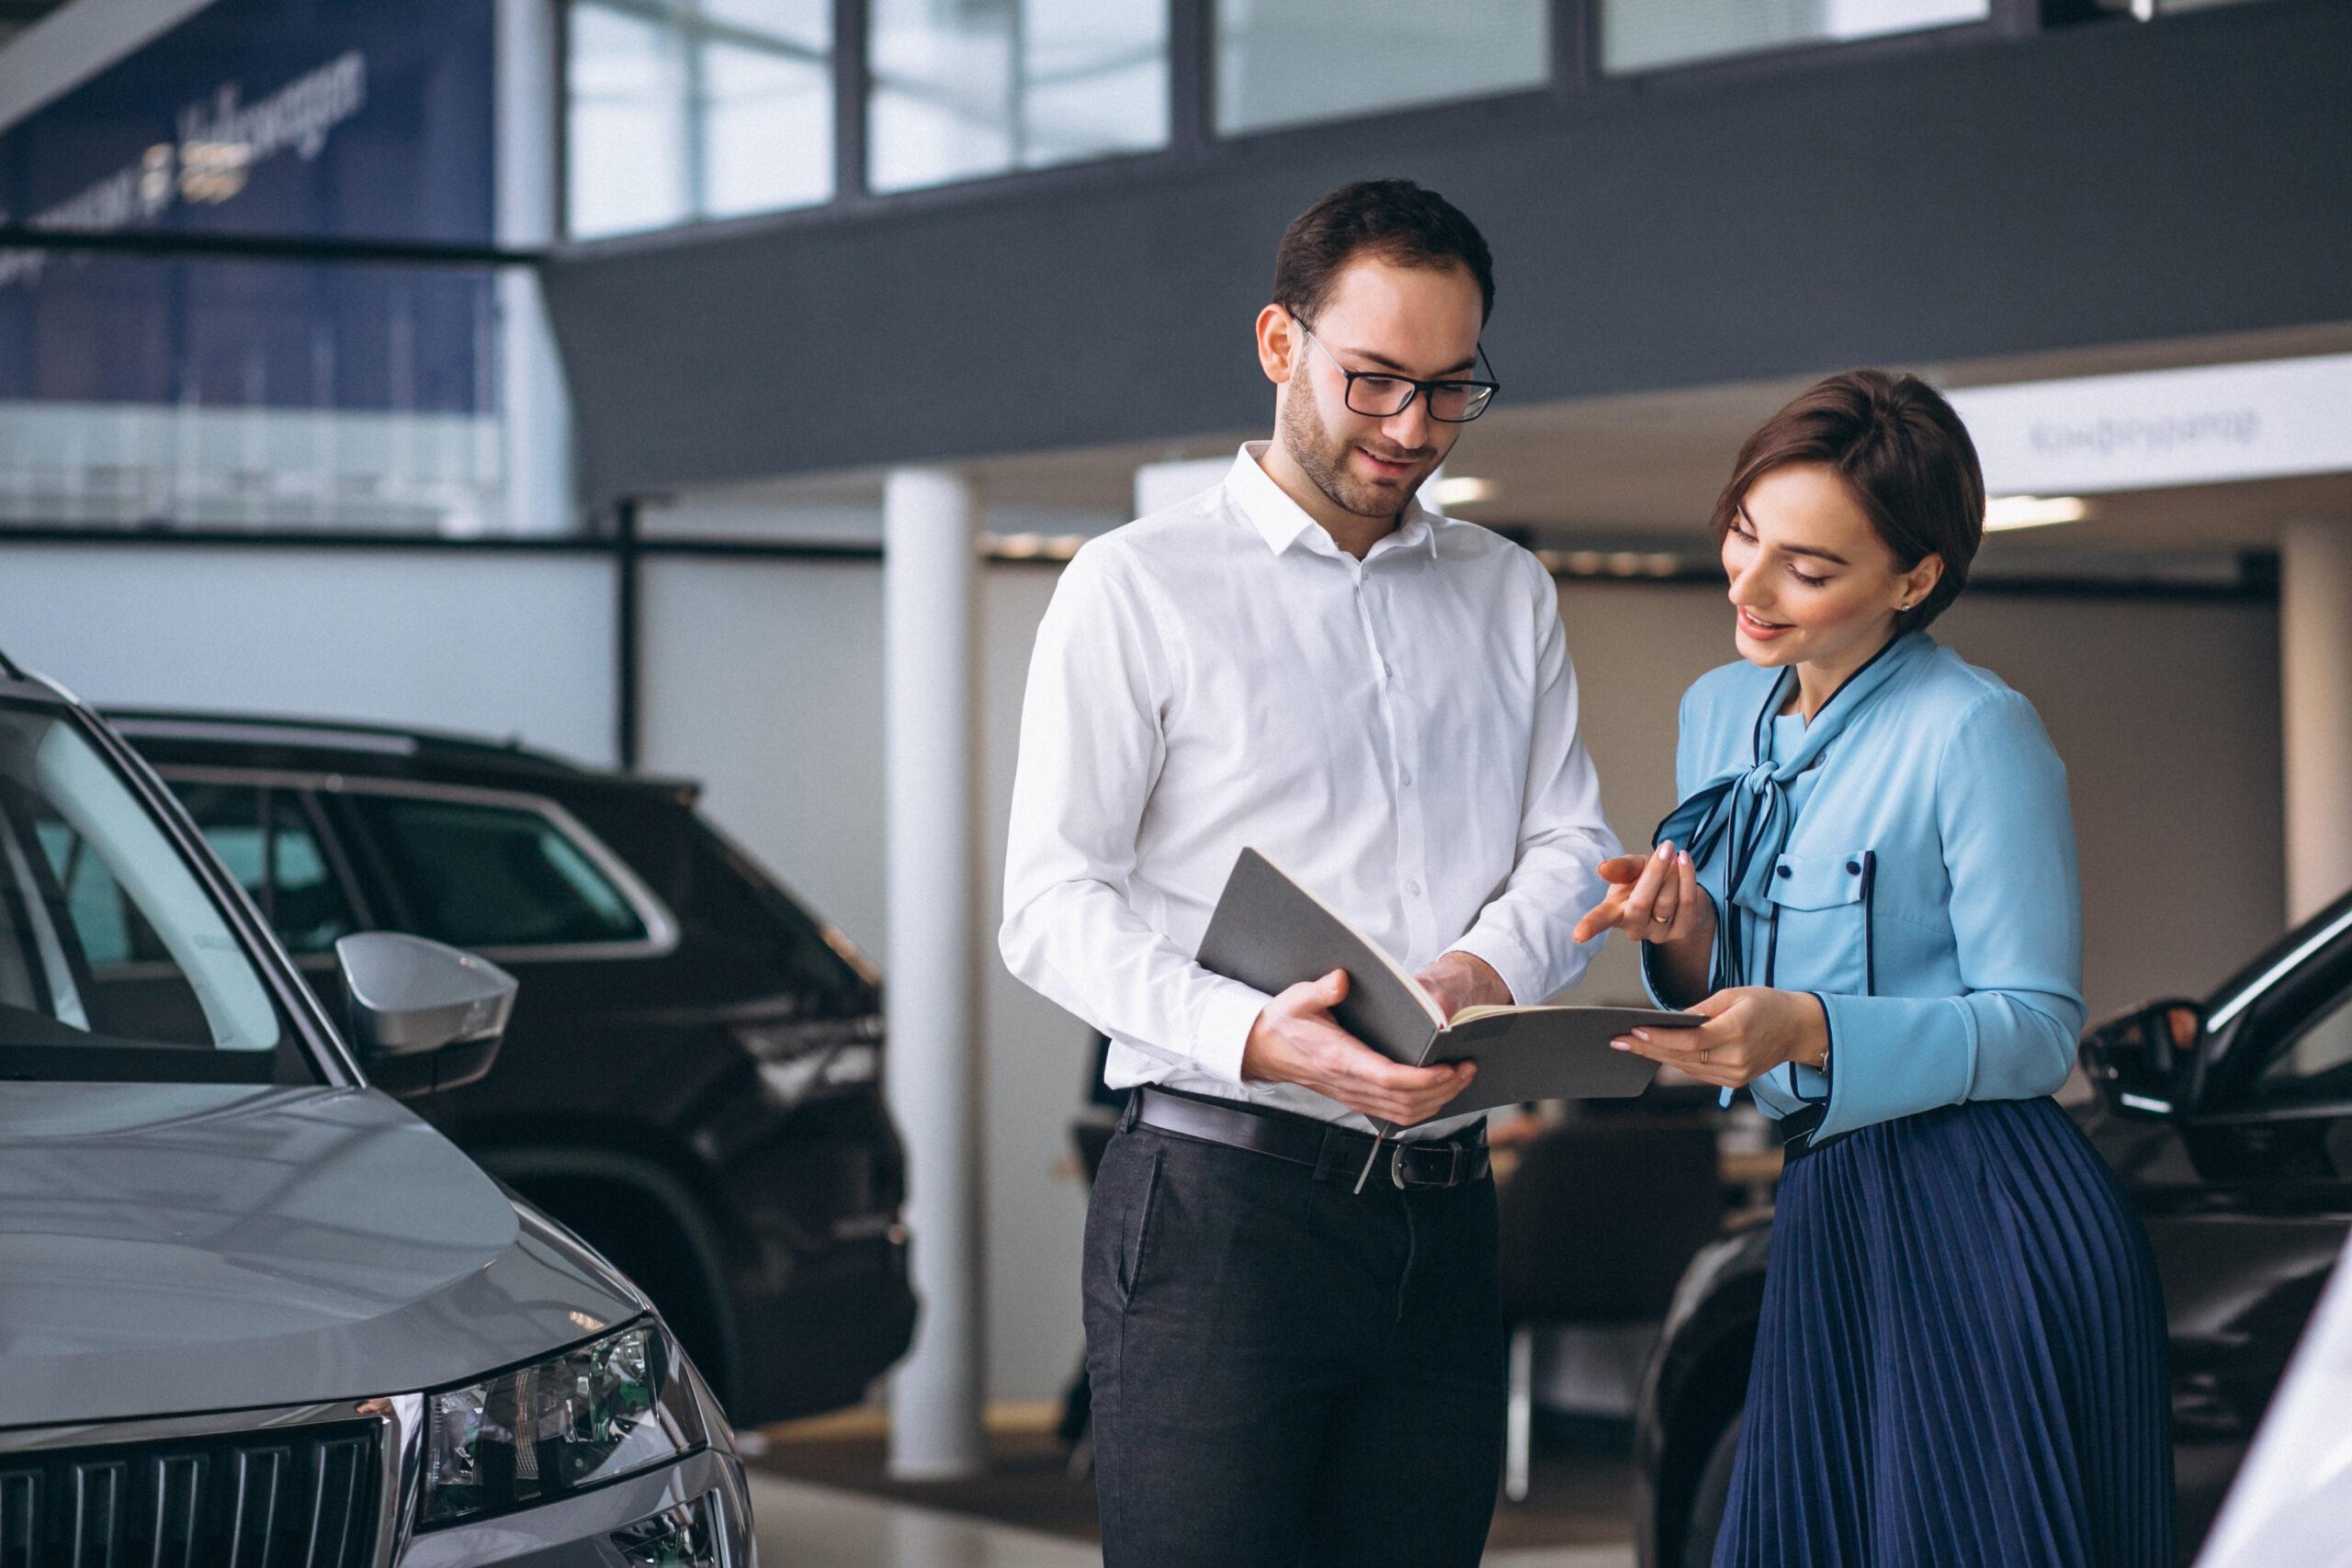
[1382,394,1433,449]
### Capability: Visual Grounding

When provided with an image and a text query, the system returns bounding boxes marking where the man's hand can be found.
[1415,950,1511,1022]
[1240,969,1476,1125]
[1608,986,1828,1089]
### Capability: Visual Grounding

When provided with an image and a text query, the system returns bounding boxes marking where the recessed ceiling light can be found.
[1429,476,1498,507]
[1984,495,2091,531]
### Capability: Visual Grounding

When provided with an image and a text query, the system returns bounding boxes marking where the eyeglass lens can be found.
[1344,376,1493,423]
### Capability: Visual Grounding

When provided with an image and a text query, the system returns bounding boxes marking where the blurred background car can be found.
[0,654,753,1565]
[1634,886,2352,1568]
[107,708,919,1428]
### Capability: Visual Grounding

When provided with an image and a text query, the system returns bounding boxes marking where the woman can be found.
[1575,369,2171,1566]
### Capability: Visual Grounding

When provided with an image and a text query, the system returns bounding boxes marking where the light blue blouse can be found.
[1640,632,2086,1142]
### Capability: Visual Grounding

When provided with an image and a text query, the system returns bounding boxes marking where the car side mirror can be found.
[334,931,517,1100]
[2080,998,2203,1119]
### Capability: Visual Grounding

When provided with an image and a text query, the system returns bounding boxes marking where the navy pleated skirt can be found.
[1715,1096,2174,1568]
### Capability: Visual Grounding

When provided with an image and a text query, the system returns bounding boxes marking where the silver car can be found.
[0,652,754,1566]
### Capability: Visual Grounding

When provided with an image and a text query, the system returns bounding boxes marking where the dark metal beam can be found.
[0,227,540,266]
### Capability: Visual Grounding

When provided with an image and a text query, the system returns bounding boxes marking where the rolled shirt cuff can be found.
[1193,977,1273,1088]
[1443,927,1544,1012]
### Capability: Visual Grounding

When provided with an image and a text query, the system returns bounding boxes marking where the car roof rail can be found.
[0,645,23,680]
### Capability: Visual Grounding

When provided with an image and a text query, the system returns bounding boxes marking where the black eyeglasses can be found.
[1296,321,1500,423]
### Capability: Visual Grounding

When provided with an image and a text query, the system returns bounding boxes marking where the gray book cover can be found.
[1197,847,1700,1128]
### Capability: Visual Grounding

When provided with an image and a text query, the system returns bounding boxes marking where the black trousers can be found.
[1081,1111,1506,1567]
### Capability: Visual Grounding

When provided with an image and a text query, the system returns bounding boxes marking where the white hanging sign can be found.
[1947,353,2352,496]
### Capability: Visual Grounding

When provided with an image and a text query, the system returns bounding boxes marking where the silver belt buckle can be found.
[1389,1140,1460,1190]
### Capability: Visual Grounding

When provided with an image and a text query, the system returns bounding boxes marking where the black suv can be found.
[1635,886,2352,1568]
[109,710,917,1427]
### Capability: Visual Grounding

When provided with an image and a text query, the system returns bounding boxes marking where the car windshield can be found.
[0,703,303,1084]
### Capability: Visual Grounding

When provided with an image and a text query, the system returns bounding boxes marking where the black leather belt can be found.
[1130,1086,1490,1190]
[1773,1103,1853,1162]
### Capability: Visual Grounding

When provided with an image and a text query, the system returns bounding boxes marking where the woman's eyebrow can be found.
[1739,504,1851,566]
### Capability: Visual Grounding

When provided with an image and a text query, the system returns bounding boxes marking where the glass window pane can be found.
[2255,981,2352,1108]
[869,0,1167,194]
[0,254,513,533]
[6,709,287,1057]
[1600,0,1988,77]
[702,40,835,218]
[567,4,693,240]
[356,795,650,950]
[175,783,361,956]
[1216,0,1547,138]
[1021,0,1168,167]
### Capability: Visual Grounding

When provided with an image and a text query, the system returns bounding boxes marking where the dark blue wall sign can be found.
[0,0,498,412]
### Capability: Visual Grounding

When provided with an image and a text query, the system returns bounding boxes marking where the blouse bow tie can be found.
[1654,633,1931,991]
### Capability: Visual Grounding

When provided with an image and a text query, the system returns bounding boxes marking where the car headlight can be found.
[734,1013,884,1107]
[423,1321,712,1528]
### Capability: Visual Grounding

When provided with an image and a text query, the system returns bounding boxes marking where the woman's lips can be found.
[1736,607,1793,639]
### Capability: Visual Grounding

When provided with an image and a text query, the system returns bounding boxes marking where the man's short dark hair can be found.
[1273,179,1495,326]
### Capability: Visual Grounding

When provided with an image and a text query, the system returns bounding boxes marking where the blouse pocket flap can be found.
[1768,851,1870,911]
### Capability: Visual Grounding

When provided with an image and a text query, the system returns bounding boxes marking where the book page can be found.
[1249,851,1448,1031]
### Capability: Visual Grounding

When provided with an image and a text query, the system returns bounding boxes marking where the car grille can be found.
[0,1417,380,1568]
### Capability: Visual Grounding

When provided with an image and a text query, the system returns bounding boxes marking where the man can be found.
[1001,179,1617,1565]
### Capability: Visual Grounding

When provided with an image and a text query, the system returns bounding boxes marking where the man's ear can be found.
[1255,304,1297,388]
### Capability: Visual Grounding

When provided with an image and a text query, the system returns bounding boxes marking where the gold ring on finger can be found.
[1651,912,1672,925]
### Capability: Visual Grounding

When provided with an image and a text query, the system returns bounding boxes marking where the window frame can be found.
[562,0,841,240]
[156,773,379,965]
[0,699,348,1086]
[155,765,683,965]
[2193,926,2352,1126]
[553,0,2076,240]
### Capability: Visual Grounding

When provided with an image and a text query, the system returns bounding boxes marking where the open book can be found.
[1197,848,1701,1137]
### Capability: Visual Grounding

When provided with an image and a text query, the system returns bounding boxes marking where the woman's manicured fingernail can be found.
[1657,841,1673,860]
[1679,851,1691,866]
[1610,1039,1631,1051]
[1631,1030,1651,1042]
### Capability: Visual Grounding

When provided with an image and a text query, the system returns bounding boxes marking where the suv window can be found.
[352,794,650,951]
[2253,978,2352,1108]
[174,782,360,956]
[0,704,297,1080]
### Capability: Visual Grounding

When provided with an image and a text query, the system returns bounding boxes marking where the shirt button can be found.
[1846,860,1861,874]
[1406,881,1422,896]
[1775,865,1792,879]
[1400,771,1413,786]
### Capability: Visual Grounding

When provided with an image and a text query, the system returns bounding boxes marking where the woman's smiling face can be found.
[1722,462,1939,676]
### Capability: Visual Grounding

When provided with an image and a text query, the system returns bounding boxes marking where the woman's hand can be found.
[1610,987,1828,1090]
[1573,840,1711,947]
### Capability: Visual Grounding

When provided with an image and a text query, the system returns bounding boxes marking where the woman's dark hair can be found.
[1711,369,1985,634]
[1273,179,1495,325]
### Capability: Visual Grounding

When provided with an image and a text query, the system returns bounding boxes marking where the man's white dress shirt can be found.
[1001,444,1619,1138]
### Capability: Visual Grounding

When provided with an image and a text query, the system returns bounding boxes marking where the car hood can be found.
[0,1083,645,1427]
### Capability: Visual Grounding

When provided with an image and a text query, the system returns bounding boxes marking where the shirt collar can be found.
[1224,441,1441,562]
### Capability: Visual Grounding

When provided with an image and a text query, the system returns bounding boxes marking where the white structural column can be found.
[2281,519,2352,925]
[882,468,987,1480]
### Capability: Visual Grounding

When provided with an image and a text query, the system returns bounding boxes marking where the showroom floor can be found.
[742,1411,1645,1565]
[744,1472,1638,1566]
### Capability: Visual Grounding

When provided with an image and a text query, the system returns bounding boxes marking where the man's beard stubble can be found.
[1279,386,1439,522]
